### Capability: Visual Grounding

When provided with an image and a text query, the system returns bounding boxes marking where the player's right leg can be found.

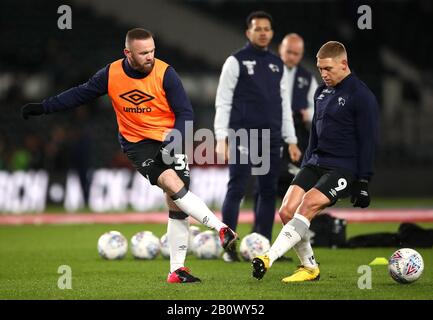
[165,195,201,283]
[125,140,237,273]
[252,212,312,280]
[279,185,306,224]
[252,185,307,280]
[281,185,320,280]
[281,167,355,282]
[157,169,238,251]
[281,168,320,278]
[256,188,328,280]
[252,166,319,280]
[124,140,202,283]
[278,188,329,282]
[132,141,237,251]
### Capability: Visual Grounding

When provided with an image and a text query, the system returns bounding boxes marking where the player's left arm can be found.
[162,66,194,150]
[355,89,379,180]
[352,88,379,207]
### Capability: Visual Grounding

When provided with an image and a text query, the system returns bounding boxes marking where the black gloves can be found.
[21,103,45,119]
[351,179,371,208]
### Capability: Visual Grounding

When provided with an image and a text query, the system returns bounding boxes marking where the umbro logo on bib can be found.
[120,89,154,106]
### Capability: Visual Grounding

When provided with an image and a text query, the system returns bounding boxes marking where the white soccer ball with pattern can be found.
[131,231,161,259]
[97,231,128,260]
[388,248,424,284]
[188,225,201,254]
[240,232,270,261]
[160,233,170,259]
[193,230,223,259]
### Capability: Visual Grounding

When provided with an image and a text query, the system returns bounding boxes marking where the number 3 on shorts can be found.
[335,178,347,192]
[174,154,189,171]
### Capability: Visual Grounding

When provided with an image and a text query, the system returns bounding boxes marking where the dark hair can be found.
[126,28,153,44]
[246,11,273,29]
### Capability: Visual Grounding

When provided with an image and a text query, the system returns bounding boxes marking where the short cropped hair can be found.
[125,28,153,46]
[316,41,347,59]
[246,11,273,29]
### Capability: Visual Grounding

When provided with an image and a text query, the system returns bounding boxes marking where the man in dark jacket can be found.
[252,41,379,282]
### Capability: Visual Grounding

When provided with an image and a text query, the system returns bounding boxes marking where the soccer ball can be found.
[388,248,424,284]
[160,233,170,259]
[130,231,161,259]
[97,231,128,260]
[239,232,270,261]
[193,230,223,259]
[188,225,201,254]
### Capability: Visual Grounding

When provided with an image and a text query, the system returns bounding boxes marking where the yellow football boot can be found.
[281,265,320,283]
[252,255,270,280]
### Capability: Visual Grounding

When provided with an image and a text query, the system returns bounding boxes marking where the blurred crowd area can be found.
[1,0,433,175]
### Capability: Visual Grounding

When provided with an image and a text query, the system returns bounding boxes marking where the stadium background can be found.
[1,0,433,214]
[0,0,433,301]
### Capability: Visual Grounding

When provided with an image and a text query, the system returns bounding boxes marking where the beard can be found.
[130,58,155,74]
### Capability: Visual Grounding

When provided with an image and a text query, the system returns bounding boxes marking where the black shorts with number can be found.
[291,164,355,205]
[125,139,190,188]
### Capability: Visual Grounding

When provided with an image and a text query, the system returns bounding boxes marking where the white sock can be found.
[267,213,310,266]
[167,218,189,273]
[173,191,226,231]
[294,236,318,268]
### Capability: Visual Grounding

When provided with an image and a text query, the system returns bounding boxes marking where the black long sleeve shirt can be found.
[302,73,379,180]
[42,58,194,151]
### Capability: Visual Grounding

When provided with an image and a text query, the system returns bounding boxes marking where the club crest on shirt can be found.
[297,76,309,89]
[338,97,346,106]
[268,63,280,72]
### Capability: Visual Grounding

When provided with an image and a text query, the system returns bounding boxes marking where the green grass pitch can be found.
[1,222,432,300]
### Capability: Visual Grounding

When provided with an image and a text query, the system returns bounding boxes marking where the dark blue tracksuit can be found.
[216,43,294,241]
[302,73,379,180]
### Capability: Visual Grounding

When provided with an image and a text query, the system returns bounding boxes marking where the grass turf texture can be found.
[1,223,432,300]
